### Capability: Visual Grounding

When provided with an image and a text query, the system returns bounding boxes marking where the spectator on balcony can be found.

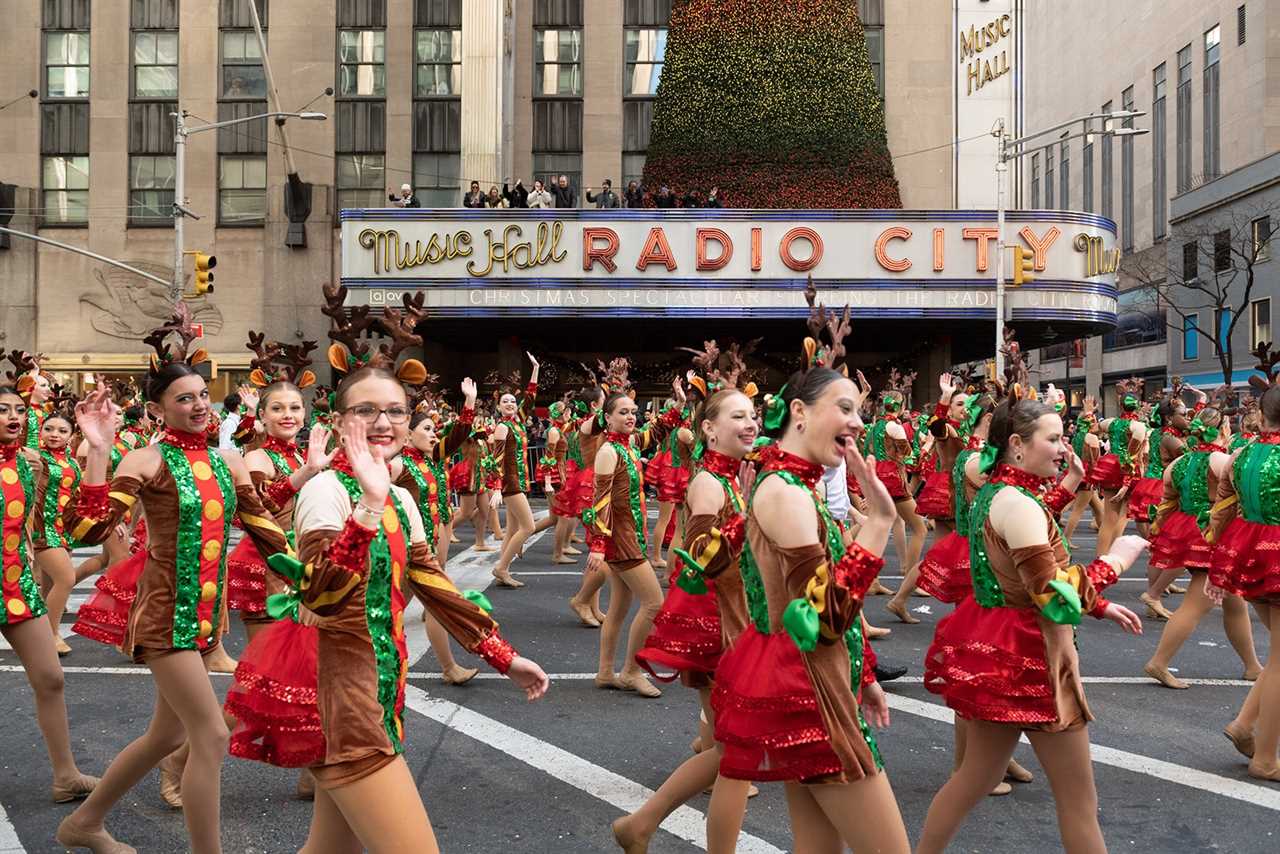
[387,183,421,208]
[527,179,555,209]
[624,180,644,208]
[502,178,530,209]
[462,180,485,208]
[586,179,620,209]
[705,186,723,208]
[681,189,702,208]
[485,185,509,208]
[553,175,578,208]
[654,185,677,209]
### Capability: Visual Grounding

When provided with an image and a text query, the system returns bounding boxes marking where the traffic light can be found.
[190,251,216,295]
[1011,245,1035,286]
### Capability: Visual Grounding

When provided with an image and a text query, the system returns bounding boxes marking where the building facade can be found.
[1022,0,1277,410]
[1,0,1015,396]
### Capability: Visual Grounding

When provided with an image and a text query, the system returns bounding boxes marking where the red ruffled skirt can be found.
[1127,477,1164,522]
[72,550,146,648]
[1150,511,1212,570]
[129,518,148,554]
[875,460,907,499]
[225,537,268,615]
[645,450,671,489]
[917,532,973,604]
[915,470,954,519]
[653,452,691,504]
[484,471,501,491]
[924,597,1058,724]
[1209,518,1280,603]
[636,566,722,687]
[552,464,594,517]
[448,460,472,493]
[535,459,564,491]
[225,620,325,768]
[1085,455,1132,491]
[712,626,845,782]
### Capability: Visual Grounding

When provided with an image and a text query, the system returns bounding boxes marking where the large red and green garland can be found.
[643,0,901,209]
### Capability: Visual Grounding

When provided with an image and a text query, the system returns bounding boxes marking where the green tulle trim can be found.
[610,439,647,553]
[1236,442,1280,525]
[1173,450,1212,529]
[38,451,81,549]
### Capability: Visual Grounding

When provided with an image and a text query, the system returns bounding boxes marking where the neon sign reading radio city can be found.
[355,222,1096,278]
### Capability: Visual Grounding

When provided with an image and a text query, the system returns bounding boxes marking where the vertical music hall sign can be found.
[954,0,1024,208]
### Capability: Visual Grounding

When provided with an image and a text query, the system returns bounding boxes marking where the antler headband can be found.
[803,276,852,375]
[323,284,429,384]
[142,301,209,376]
[245,331,319,390]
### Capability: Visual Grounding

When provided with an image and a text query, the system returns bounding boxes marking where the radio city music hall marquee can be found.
[337,209,1119,326]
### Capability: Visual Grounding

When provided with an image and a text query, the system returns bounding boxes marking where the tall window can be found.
[623,0,670,192]
[1214,229,1231,272]
[1204,25,1221,179]
[218,1,269,225]
[534,0,584,196]
[859,0,884,100]
[1183,314,1199,360]
[1082,136,1094,212]
[1253,215,1272,262]
[413,0,461,207]
[1182,241,1198,281]
[1059,135,1070,209]
[1045,147,1054,209]
[1030,153,1040,208]
[1152,63,1167,240]
[1176,45,1192,192]
[1101,100,1114,220]
[1252,298,1272,349]
[41,0,91,225]
[1121,86,1135,252]
[129,0,178,226]
[336,1,387,211]
[1215,307,1232,355]
[1239,4,1247,44]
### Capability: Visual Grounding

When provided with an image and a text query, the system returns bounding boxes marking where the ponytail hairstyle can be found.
[1188,405,1225,444]
[984,396,1055,470]
[760,367,847,440]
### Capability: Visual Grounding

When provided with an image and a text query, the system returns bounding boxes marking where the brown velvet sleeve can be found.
[935,429,964,469]
[1206,466,1239,545]
[1161,433,1188,466]
[404,541,514,672]
[296,522,375,616]
[65,476,143,546]
[682,511,745,579]
[1010,544,1101,617]
[585,467,616,553]
[235,482,293,561]
[393,466,420,505]
[780,542,861,645]
[633,406,682,453]
[434,408,475,463]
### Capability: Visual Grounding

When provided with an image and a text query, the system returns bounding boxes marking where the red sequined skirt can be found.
[225,619,325,768]
[1209,519,1280,604]
[129,518,148,555]
[1127,477,1164,522]
[712,626,844,782]
[225,537,267,615]
[648,450,691,504]
[917,531,972,604]
[535,459,564,491]
[925,597,1058,725]
[636,567,722,687]
[875,460,907,499]
[448,460,472,493]
[1150,511,1212,570]
[72,550,146,648]
[915,470,954,519]
[1085,455,1132,491]
[552,464,594,517]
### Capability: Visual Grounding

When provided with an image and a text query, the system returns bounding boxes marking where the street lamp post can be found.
[169,110,326,303]
[991,111,1149,378]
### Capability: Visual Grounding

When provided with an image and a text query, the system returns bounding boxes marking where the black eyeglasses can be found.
[341,404,412,425]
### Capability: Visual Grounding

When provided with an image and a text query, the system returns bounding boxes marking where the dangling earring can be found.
[797,422,805,433]
[1014,452,1023,463]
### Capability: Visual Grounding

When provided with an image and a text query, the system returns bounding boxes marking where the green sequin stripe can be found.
[504,420,529,491]
[968,481,1071,608]
[262,448,299,478]
[333,471,412,754]
[1144,428,1166,478]
[109,446,123,472]
[3,456,48,624]
[24,409,40,449]
[159,444,236,649]
[1236,443,1280,525]
[1230,434,1250,452]
[1071,420,1089,458]
[868,420,889,459]
[38,451,79,548]
[610,440,647,552]
[427,458,452,526]
[952,449,975,537]
[1173,451,1212,526]
[566,429,584,467]
[1108,418,1133,467]
[402,459,437,548]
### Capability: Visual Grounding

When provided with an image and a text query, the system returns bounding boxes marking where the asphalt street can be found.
[1,506,1276,853]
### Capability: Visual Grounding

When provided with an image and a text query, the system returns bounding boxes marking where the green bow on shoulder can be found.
[1189,416,1220,444]
[782,597,821,652]
[463,590,494,614]
[1041,578,1083,626]
[763,384,789,432]
[671,548,708,595]
[976,442,1001,475]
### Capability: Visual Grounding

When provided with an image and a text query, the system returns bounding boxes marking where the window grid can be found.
[1045,147,1054,209]
[1214,229,1231,272]
[1253,216,1272,263]
[415,29,461,97]
[45,31,90,99]
[1101,100,1114,220]
[132,30,179,99]
[336,153,386,211]
[1215,307,1232,355]
[128,154,176,226]
[1203,26,1221,179]
[1183,314,1199,360]
[1059,135,1070,210]
[1252,298,1271,350]
[42,155,89,225]
[1030,153,1040,208]
[1238,4,1247,44]
[535,29,583,96]
[1176,45,1192,192]
[1153,64,1167,240]
[221,31,268,99]
[1182,241,1198,281]
[412,153,460,208]
[624,28,666,97]
[1082,139,1094,212]
[219,154,268,224]
[338,29,387,97]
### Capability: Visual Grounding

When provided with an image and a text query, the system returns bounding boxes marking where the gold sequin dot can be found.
[60,476,73,488]
[191,461,213,481]
[391,560,402,589]
[202,540,222,561]
[395,717,404,742]
[3,534,18,551]
[5,564,21,583]
[7,599,27,617]
[203,500,223,521]
[55,520,64,531]
[0,469,17,485]
[58,494,70,507]
[382,507,399,533]
[6,501,23,519]
[428,483,437,496]
[394,611,403,639]
[198,619,213,639]
[201,581,217,602]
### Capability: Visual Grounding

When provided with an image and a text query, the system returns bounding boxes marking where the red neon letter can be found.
[875,226,913,272]
[696,228,734,271]
[780,227,823,272]
[962,227,1001,272]
[582,227,619,272]
[635,227,678,271]
[1018,225,1062,271]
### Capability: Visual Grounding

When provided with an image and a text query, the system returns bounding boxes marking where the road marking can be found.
[885,693,1280,812]
[512,571,583,576]
[403,686,784,853]
[0,797,25,853]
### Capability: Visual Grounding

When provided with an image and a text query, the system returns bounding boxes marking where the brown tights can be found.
[1147,572,1263,679]
[1247,605,1280,778]
[918,721,1105,854]
[36,547,75,640]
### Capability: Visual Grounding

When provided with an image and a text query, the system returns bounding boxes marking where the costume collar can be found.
[604,431,631,444]
[0,443,18,463]
[1258,431,1280,445]
[160,428,207,450]
[262,434,300,456]
[700,448,741,479]
[990,463,1045,493]
[759,444,824,491]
